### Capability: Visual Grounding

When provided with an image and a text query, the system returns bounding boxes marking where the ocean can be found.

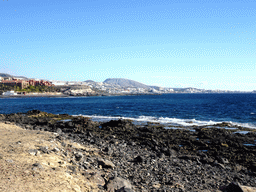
[1,93,256,129]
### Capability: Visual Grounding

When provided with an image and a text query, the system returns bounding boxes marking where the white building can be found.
[2,91,17,96]
[50,81,67,86]
[166,88,174,92]
[14,77,24,80]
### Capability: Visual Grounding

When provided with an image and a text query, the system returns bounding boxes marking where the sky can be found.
[0,0,256,91]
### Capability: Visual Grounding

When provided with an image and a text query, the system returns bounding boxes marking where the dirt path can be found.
[0,122,98,192]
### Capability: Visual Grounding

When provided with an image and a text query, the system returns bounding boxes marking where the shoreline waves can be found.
[78,114,256,129]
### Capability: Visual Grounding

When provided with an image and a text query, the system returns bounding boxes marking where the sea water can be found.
[1,93,256,129]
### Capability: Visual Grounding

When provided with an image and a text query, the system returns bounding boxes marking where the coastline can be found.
[1,92,256,99]
[1,110,255,191]
[0,92,162,98]
[0,92,68,98]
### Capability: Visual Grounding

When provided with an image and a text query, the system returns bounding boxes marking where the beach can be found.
[0,111,256,191]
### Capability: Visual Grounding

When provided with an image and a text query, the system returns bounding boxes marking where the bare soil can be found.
[0,122,99,192]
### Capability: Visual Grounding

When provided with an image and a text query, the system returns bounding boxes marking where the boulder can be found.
[106,177,133,192]
[89,172,105,187]
[75,152,83,161]
[0,114,5,121]
[132,155,144,163]
[240,185,256,192]
[28,149,38,156]
[32,163,44,170]
[98,158,115,169]
[39,146,49,154]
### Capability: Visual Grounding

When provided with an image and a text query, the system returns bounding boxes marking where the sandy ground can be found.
[0,122,99,192]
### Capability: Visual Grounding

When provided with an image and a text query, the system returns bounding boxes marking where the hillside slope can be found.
[103,78,150,89]
[0,73,28,79]
[0,73,13,78]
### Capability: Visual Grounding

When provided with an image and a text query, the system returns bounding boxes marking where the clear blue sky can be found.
[1,0,256,91]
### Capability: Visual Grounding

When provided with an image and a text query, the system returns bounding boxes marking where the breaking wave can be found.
[75,114,256,129]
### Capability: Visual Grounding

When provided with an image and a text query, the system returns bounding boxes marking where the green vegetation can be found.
[0,84,13,95]
[0,84,60,94]
[16,85,60,93]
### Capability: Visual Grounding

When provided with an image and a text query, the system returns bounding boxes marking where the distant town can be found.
[0,77,53,89]
[0,73,255,96]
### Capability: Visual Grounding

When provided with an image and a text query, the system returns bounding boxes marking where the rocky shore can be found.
[0,110,256,192]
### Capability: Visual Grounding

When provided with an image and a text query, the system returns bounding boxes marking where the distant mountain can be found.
[149,85,162,90]
[14,76,29,80]
[172,87,201,91]
[0,73,28,79]
[84,80,95,83]
[0,73,13,78]
[103,78,150,89]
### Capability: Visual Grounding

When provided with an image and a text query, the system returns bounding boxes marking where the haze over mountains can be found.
[0,73,28,80]
[0,74,155,88]
[103,78,151,89]
[1,73,254,93]
[0,73,14,78]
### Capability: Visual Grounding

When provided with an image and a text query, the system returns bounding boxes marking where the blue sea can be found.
[1,94,256,129]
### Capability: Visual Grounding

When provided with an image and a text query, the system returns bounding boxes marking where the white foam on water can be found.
[164,127,184,130]
[233,131,250,134]
[73,114,256,129]
[58,119,72,122]
[230,122,256,129]
[223,127,238,130]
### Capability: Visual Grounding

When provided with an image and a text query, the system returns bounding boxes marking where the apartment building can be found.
[0,79,53,89]
[0,80,29,89]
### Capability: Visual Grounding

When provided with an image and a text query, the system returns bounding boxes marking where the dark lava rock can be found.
[223,182,246,192]
[248,161,256,173]
[75,152,83,161]
[116,187,134,192]
[32,163,43,170]
[26,110,41,115]
[101,119,134,130]
[132,156,144,163]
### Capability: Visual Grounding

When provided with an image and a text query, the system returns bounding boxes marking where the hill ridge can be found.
[103,78,150,89]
